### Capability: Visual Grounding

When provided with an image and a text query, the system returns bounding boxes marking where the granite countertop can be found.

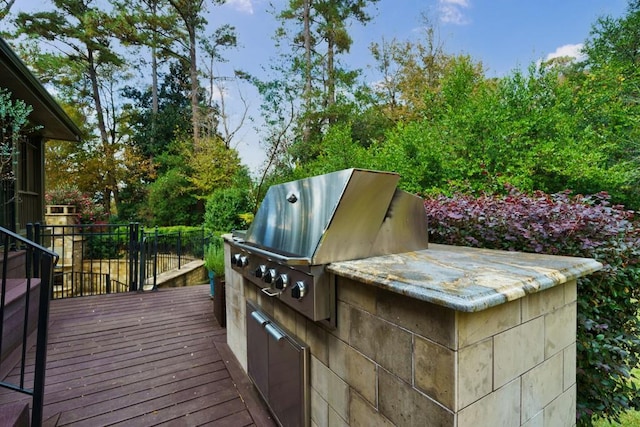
[326,244,603,312]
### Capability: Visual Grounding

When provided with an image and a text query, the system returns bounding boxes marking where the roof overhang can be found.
[0,37,81,142]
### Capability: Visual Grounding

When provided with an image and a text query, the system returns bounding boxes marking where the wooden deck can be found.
[0,285,276,426]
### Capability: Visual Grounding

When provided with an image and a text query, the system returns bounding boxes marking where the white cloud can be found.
[226,0,254,14]
[546,43,585,61]
[438,0,470,25]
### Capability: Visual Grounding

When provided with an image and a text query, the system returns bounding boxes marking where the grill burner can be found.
[228,168,429,324]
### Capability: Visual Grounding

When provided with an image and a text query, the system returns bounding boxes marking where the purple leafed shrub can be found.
[424,188,640,425]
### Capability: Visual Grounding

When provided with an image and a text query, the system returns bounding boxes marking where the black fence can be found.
[33,223,206,298]
[0,225,57,426]
[139,226,206,291]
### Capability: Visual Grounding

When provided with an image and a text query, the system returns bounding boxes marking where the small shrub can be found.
[424,188,640,425]
[204,187,252,233]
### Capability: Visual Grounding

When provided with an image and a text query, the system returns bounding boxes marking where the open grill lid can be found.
[242,168,429,265]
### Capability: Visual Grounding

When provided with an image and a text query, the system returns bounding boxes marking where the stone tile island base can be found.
[224,241,602,427]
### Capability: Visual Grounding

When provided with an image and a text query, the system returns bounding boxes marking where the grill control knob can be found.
[255,264,267,278]
[264,268,277,284]
[291,281,307,300]
[275,274,289,290]
[232,253,249,267]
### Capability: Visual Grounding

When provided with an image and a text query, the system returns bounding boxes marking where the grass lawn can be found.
[593,367,639,427]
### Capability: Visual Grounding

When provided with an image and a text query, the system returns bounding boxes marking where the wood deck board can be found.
[0,285,276,426]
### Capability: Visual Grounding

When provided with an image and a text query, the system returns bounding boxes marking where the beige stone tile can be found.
[311,354,349,421]
[564,279,577,304]
[273,300,298,336]
[378,368,454,426]
[349,307,412,382]
[328,334,377,405]
[311,355,330,398]
[521,410,543,427]
[311,385,329,427]
[457,378,521,427]
[543,385,576,427]
[226,309,247,371]
[295,312,308,342]
[414,336,455,410]
[336,277,376,314]
[255,291,274,316]
[307,318,330,365]
[522,282,564,322]
[564,343,576,391]
[244,280,257,301]
[458,337,493,410]
[376,288,456,349]
[521,352,564,422]
[349,390,394,427]
[545,302,577,359]
[457,299,521,348]
[329,406,349,427]
[329,301,351,343]
[494,317,544,388]
[326,367,349,422]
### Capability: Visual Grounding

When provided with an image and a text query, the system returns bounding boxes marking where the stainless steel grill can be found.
[228,168,429,324]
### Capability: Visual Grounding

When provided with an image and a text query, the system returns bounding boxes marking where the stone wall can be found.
[224,243,579,427]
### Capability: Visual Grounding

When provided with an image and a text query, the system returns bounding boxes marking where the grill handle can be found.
[261,288,282,297]
[232,240,311,266]
[265,323,285,342]
[250,311,269,326]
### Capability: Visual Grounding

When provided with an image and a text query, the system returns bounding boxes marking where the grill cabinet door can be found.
[246,302,309,427]
[247,310,269,401]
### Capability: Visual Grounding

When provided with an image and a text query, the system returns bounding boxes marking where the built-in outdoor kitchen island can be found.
[223,169,602,427]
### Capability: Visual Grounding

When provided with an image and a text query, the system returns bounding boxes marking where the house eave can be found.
[0,37,81,142]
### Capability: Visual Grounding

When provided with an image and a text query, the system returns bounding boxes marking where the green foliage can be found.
[188,137,243,197]
[204,186,252,233]
[0,87,32,181]
[424,189,640,425]
[146,168,201,226]
[203,237,224,274]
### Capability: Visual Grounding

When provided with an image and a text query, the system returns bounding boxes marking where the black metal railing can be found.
[37,223,139,299]
[0,225,58,426]
[139,227,206,291]
[35,223,206,297]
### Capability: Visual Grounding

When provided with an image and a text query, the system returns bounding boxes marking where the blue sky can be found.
[210,0,629,173]
[4,0,631,173]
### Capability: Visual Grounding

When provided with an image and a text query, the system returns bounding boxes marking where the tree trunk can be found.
[302,0,312,143]
[327,27,335,123]
[189,27,200,145]
[87,48,114,214]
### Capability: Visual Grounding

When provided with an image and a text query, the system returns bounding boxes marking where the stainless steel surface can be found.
[245,168,401,264]
[228,168,428,324]
[247,302,309,427]
[233,248,333,322]
[371,189,431,256]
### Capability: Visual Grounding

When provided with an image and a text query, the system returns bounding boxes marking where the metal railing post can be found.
[138,226,145,292]
[177,230,182,270]
[128,222,139,292]
[31,251,55,427]
[153,227,158,291]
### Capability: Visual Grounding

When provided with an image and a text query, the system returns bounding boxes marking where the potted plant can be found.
[204,239,227,326]
[203,241,225,298]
